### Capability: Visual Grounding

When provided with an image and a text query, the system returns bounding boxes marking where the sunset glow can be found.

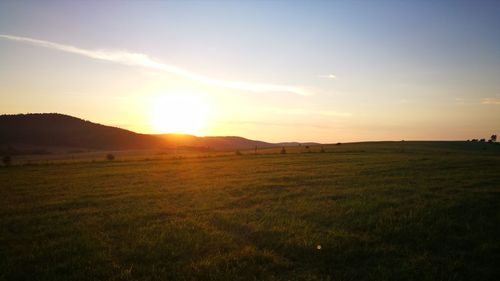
[1,2,500,279]
[150,94,209,135]
[0,1,499,142]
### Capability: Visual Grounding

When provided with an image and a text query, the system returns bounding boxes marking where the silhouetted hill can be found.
[0,113,304,153]
[0,113,165,150]
[157,135,275,150]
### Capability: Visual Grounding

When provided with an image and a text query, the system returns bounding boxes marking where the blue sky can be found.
[1,0,499,142]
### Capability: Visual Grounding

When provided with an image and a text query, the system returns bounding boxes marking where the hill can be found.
[0,113,165,151]
[157,134,283,151]
[0,113,304,153]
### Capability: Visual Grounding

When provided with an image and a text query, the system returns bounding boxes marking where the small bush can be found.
[2,155,11,166]
[106,153,115,161]
[280,147,286,154]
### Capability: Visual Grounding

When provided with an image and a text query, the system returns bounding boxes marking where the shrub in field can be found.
[2,155,11,166]
[490,134,497,142]
[106,153,115,161]
[280,147,286,154]
[320,146,325,153]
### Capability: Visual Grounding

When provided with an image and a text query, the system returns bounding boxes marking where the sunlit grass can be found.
[0,142,499,280]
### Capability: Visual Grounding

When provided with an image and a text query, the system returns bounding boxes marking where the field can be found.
[1,142,499,281]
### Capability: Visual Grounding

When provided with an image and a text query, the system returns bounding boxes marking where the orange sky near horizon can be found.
[0,1,499,143]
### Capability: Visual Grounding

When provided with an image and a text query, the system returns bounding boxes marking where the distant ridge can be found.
[0,113,165,150]
[0,113,313,152]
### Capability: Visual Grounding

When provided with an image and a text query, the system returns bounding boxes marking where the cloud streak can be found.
[0,34,310,96]
[481,98,500,105]
[319,74,337,80]
[268,107,351,117]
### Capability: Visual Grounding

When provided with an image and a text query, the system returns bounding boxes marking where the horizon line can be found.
[0,112,492,144]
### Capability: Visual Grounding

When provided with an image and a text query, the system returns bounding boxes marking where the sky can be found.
[0,0,499,143]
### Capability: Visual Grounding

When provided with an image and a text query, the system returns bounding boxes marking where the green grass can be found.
[1,142,499,281]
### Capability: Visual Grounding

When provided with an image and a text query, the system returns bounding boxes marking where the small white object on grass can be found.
[316,245,322,250]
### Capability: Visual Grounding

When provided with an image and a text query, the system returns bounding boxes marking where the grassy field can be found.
[1,141,499,281]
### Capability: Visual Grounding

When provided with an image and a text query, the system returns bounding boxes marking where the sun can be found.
[150,93,209,135]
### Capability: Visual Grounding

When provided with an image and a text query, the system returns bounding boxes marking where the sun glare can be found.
[150,93,209,135]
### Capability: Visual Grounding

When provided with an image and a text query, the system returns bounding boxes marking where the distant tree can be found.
[305,145,310,153]
[336,142,342,146]
[106,153,115,161]
[490,134,497,142]
[280,147,286,154]
[2,155,11,166]
[471,139,478,142]
[480,139,486,142]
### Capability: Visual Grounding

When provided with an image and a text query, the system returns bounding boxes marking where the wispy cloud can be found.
[0,34,311,96]
[267,107,352,117]
[220,120,334,129]
[481,98,500,105]
[319,74,337,80]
